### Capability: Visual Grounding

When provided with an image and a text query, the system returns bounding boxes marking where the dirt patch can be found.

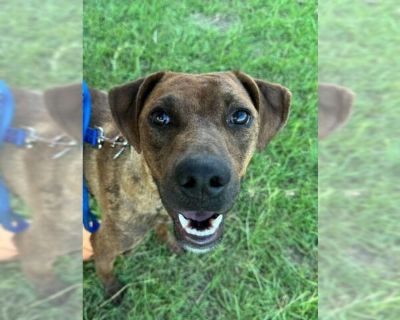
[189,12,239,32]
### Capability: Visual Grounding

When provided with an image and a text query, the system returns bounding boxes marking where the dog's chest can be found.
[109,151,167,225]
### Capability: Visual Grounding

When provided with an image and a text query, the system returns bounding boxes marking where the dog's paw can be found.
[105,280,125,305]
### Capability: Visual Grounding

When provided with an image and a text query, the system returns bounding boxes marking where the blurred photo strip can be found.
[319,0,400,318]
[0,0,82,318]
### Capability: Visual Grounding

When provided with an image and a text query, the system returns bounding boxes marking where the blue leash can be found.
[82,82,100,233]
[0,80,29,233]
[0,80,100,233]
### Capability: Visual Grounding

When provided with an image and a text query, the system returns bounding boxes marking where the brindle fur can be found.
[84,71,291,298]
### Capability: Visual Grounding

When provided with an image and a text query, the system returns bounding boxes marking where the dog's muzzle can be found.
[159,155,238,253]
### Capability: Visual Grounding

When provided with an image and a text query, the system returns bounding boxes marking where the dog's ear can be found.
[43,83,82,141]
[108,71,165,153]
[233,71,291,150]
[318,83,354,139]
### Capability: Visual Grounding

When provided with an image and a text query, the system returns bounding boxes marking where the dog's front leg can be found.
[91,222,124,299]
[154,217,183,254]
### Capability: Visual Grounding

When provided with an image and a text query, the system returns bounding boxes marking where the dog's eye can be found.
[150,110,171,126]
[229,110,252,126]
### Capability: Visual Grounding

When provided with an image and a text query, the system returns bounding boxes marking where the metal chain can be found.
[21,126,129,160]
[22,127,78,159]
[94,126,129,159]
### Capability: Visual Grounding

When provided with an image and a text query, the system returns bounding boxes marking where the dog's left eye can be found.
[228,110,252,126]
[150,110,171,126]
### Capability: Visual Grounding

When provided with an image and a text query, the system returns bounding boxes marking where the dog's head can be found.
[319,83,354,139]
[109,71,291,252]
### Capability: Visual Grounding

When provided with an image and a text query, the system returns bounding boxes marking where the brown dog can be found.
[84,71,291,297]
[0,85,82,302]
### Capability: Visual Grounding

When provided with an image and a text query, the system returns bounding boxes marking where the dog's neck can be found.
[118,147,159,196]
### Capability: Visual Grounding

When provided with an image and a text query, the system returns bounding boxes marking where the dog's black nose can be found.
[175,156,231,198]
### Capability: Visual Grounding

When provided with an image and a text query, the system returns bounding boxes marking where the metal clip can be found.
[94,126,105,149]
[113,146,127,159]
[52,147,72,159]
[112,135,128,159]
[111,135,127,147]
[49,134,68,148]
[23,127,37,148]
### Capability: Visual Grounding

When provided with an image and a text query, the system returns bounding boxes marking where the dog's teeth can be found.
[183,244,214,254]
[182,214,223,237]
[212,214,223,229]
[178,214,190,228]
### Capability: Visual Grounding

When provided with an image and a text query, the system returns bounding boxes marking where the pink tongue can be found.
[181,211,218,222]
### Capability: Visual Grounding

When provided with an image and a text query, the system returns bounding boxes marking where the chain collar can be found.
[21,126,78,159]
[93,126,129,159]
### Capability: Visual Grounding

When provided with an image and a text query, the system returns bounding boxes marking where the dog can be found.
[84,71,291,298]
[318,83,354,139]
[0,84,82,303]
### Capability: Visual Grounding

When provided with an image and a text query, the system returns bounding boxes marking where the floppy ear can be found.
[108,71,165,153]
[318,83,354,139]
[43,83,82,141]
[233,71,291,150]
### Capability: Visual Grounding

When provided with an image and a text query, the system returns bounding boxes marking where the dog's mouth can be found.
[173,211,224,253]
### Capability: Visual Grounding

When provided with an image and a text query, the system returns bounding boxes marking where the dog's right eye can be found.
[227,109,252,127]
[149,110,171,127]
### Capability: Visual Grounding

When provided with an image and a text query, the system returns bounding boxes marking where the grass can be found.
[84,0,317,319]
[319,0,400,319]
[0,0,82,89]
[0,1,82,319]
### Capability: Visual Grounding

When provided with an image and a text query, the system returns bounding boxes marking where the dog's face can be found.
[109,71,291,252]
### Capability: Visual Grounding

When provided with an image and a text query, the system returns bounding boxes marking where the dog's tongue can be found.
[180,211,217,222]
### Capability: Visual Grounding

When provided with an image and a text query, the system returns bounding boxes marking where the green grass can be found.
[0,0,82,89]
[84,0,317,319]
[319,0,400,319]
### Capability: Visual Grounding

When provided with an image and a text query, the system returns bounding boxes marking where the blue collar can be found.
[0,80,29,233]
[0,80,30,147]
[83,81,103,148]
[83,81,100,233]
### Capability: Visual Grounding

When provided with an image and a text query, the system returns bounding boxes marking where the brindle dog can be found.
[84,71,291,298]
